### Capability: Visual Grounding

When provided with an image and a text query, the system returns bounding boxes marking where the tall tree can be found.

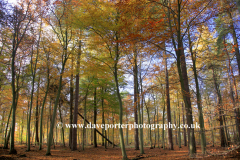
[164,50,173,150]
[72,38,82,150]
[45,0,73,155]
[211,64,227,147]
[9,1,33,154]
[133,45,139,150]
[188,28,206,153]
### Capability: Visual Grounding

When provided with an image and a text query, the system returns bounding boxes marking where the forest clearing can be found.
[1,0,240,159]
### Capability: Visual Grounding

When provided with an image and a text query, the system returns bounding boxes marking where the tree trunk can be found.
[94,87,97,148]
[46,57,67,155]
[126,112,128,146]
[39,60,50,150]
[26,18,41,151]
[157,96,160,148]
[174,111,178,145]
[35,76,40,144]
[112,112,114,148]
[113,32,128,159]
[69,59,74,149]
[139,64,144,153]
[146,100,152,149]
[168,0,196,155]
[21,110,24,144]
[9,47,17,154]
[165,54,173,150]
[3,106,12,149]
[211,65,227,147]
[82,91,88,150]
[26,102,29,146]
[59,102,65,147]
[27,53,37,151]
[154,97,156,148]
[133,47,139,150]
[162,92,165,149]
[1,111,5,144]
[178,107,181,148]
[72,40,81,150]
[182,103,187,146]
[102,87,105,146]
[5,127,11,149]
[225,40,240,140]
[188,30,206,153]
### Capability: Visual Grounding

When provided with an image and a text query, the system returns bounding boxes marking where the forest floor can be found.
[1,144,240,160]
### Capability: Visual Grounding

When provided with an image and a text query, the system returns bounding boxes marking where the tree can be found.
[164,47,173,150]
[45,0,74,155]
[72,36,82,151]
[9,1,34,154]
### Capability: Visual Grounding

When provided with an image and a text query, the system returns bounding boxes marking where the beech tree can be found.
[8,0,34,154]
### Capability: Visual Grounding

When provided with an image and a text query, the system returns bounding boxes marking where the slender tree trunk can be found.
[3,106,12,149]
[208,117,214,147]
[27,53,37,151]
[1,110,5,144]
[188,29,206,154]
[165,53,173,150]
[78,128,81,149]
[26,102,29,146]
[82,93,88,150]
[94,87,97,148]
[21,110,24,144]
[69,59,73,149]
[112,112,114,148]
[162,92,165,149]
[9,47,17,154]
[139,65,144,153]
[105,129,107,149]
[174,111,178,145]
[223,110,230,146]
[178,107,181,148]
[113,32,128,160]
[72,40,81,151]
[56,124,58,145]
[211,65,227,147]
[39,61,50,150]
[5,127,11,149]
[182,103,187,146]
[157,96,160,148]
[133,47,139,150]
[154,97,156,148]
[102,87,105,146]
[35,76,40,144]
[146,100,152,149]
[91,115,93,145]
[108,119,110,146]
[59,102,65,147]
[126,112,128,146]
[47,101,51,144]
[46,57,67,155]
[27,19,41,151]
